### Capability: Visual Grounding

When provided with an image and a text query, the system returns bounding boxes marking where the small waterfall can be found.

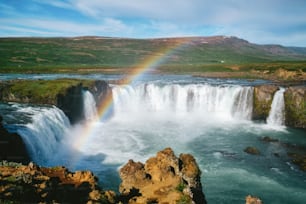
[16,106,70,164]
[267,88,286,126]
[83,90,97,121]
[231,87,254,120]
[112,84,253,120]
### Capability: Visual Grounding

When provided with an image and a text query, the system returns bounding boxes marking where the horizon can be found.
[1,0,306,47]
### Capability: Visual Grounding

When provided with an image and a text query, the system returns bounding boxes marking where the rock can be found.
[119,147,206,204]
[244,147,261,155]
[0,162,115,203]
[287,152,306,171]
[252,85,278,120]
[0,116,29,164]
[246,195,262,204]
[284,86,306,129]
[260,136,279,143]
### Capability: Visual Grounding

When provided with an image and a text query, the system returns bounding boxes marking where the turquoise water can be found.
[1,74,305,203]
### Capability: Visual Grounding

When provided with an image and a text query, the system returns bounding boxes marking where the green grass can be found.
[0,37,305,75]
[0,79,97,104]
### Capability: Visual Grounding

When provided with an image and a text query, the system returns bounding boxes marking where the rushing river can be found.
[1,74,305,204]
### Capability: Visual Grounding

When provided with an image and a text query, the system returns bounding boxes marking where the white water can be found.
[112,84,253,121]
[267,88,286,126]
[83,90,97,121]
[15,105,70,164]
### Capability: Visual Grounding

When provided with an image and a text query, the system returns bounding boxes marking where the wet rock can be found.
[246,195,263,204]
[244,147,261,155]
[119,147,206,204]
[284,86,306,129]
[260,136,279,143]
[287,152,306,171]
[0,116,29,164]
[252,85,278,120]
[259,136,306,171]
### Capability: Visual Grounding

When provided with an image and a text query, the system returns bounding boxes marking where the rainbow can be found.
[70,38,192,166]
[96,38,191,120]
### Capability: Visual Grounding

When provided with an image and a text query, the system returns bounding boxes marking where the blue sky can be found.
[1,0,306,46]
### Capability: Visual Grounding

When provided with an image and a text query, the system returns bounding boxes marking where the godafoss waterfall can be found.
[0,75,305,203]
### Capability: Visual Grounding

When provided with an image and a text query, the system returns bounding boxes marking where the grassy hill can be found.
[0,36,306,76]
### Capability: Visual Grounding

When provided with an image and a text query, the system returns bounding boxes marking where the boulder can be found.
[284,86,306,129]
[119,147,206,204]
[252,85,278,120]
[244,146,261,155]
[246,195,262,204]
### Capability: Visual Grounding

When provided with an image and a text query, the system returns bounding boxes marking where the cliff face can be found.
[0,79,112,124]
[0,116,29,164]
[252,85,278,120]
[119,147,206,204]
[284,86,306,129]
[252,85,306,129]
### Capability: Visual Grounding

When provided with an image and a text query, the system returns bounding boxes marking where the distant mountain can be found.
[0,36,305,72]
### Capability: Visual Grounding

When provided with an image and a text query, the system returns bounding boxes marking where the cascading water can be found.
[267,88,286,126]
[112,83,253,121]
[83,90,97,121]
[15,105,70,164]
[1,77,306,204]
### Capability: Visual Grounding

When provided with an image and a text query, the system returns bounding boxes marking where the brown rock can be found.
[244,147,261,155]
[0,162,111,203]
[246,195,263,204]
[119,147,206,204]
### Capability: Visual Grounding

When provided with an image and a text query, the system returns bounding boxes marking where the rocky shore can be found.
[0,148,266,204]
[0,148,206,204]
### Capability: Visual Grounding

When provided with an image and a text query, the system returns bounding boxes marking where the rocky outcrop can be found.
[119,147,206,204]
[0,79,112,124]
[252,85,278,120]
[0,116,29,164]
[0,162,115,203]
[284,86,306,129]
[246,195,262,204]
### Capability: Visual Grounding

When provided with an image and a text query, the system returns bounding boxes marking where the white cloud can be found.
[0,18,132,37]
[1,0,306,46]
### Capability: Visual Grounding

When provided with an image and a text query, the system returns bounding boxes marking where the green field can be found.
[0,36,306,79]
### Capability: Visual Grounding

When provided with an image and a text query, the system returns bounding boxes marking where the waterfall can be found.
[16,105,70,164]
[83,90,97,121]
[267,88,286,126]
[112,84,253,120]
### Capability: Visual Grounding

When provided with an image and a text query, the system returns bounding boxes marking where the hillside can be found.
[0,36,306,76]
